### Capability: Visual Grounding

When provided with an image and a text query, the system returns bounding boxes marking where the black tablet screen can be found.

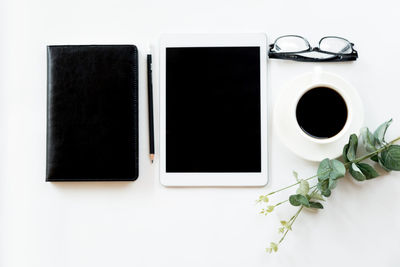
[166,47,261,172]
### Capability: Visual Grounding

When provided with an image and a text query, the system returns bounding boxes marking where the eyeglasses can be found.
[268,35,358,62]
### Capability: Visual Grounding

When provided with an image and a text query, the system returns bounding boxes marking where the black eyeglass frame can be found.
[268,35,358,62]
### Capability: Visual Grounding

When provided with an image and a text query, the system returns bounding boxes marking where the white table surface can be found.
[1,0,400,266]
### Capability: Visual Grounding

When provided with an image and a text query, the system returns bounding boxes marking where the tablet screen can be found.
[166,47,261,173]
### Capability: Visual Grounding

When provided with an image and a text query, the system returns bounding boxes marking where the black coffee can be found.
[296,86,348,139]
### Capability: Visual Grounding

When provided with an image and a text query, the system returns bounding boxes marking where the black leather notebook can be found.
[46,45,138,181]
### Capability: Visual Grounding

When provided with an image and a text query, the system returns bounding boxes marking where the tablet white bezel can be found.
[159,33,268,187]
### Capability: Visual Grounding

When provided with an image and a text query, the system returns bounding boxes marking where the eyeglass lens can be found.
[319,37,352,54]
[273,36,309,53]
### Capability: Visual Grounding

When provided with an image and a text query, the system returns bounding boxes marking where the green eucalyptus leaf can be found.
[328,178,337,189]
[378,156,392,172]
[342,144,350,163]
[360,127,377,152]
[349,163,366,181]
[317,158,345,182]
[357,163,379,179]
[318,159,331,181]
[317,179,327,190]
[309,201,324,209]
[374,119,392,145]
[317,180,331,197]
[321,189,331,197]
[329,159,346,180]
[371,155,379,162]
[296,180,310,196]
[289,195,301,206]
[380,145,400,170]
[289,194,310,207]
[346,134,358,161]
[309,191,325,201]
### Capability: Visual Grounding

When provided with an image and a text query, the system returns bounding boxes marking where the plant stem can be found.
[389,136,400,144]
[275,199,288,207]
[279,206,303,244]
[267,173,322,196]
[287,212,297,224]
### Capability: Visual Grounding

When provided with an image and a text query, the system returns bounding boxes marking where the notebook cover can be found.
[46,45,138,181]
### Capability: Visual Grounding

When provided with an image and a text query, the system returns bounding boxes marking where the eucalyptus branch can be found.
[259,119,400,253]
[262,135,400,198]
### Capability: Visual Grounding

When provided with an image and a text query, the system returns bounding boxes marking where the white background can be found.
[1,0,400,266]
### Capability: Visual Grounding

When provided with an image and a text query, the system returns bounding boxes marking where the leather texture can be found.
[46,45,138,181]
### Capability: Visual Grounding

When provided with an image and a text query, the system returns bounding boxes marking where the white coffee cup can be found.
[292,72,353,145]
[274,69,364,161]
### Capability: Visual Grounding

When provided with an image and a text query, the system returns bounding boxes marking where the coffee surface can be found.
[296,86,348,139]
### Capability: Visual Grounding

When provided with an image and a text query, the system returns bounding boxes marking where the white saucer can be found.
[273,71,364,162]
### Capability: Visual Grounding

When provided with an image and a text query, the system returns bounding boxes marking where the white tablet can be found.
[159,34,268,186]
